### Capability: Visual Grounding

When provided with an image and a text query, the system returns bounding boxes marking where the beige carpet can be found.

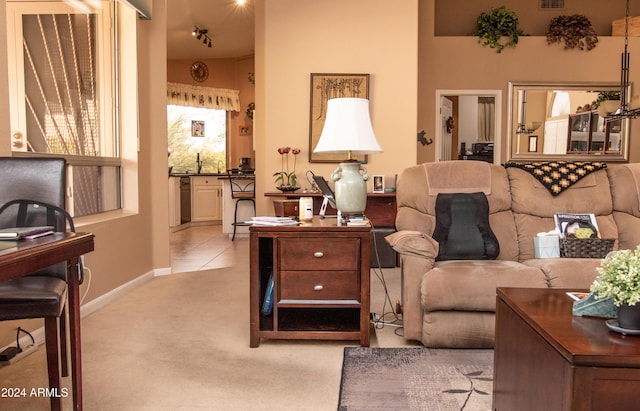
[0,260,416,410]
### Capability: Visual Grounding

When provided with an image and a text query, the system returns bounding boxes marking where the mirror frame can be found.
[506,81,630,162]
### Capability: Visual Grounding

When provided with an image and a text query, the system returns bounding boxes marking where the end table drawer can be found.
[278,238,359,270]
[279,270,359,301]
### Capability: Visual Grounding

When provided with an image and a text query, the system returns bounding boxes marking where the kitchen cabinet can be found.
[191,176,222,223]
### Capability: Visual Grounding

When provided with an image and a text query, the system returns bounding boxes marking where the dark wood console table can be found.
[264,192,396,227]
[493,287,640,411]
[0,232,95,411]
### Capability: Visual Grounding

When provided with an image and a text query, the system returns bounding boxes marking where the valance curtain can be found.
[167,82,240,112]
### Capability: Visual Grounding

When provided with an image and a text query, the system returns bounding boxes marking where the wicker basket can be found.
[560,237,615,259]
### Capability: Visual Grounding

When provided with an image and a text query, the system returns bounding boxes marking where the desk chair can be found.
[227,172,255,241]
[0,157,77,411]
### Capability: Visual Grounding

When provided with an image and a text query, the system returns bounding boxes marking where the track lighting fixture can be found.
[192,26,212,49]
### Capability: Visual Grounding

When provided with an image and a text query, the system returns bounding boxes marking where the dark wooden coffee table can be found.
[493,287,640,411]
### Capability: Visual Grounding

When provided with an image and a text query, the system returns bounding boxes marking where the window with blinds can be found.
[6,1,136,218]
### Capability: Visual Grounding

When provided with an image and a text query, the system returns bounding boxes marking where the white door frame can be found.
[435,89,502,163]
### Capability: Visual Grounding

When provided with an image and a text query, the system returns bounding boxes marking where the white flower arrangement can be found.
[591,245,640,306]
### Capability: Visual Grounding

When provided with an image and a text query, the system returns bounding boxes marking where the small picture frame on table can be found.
[372,175,385,193]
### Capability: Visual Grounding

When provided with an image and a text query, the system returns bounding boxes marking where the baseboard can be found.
[0,268,162,356]
[79,269,157,318]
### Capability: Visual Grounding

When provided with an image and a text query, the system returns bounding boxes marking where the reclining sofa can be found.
[387,160,640,348]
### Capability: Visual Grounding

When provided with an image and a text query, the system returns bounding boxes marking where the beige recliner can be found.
[388,160,623,348]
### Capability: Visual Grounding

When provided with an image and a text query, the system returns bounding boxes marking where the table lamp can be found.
[313,97,383,216]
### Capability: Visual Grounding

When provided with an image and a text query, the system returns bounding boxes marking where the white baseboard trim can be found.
[1,267,166,356]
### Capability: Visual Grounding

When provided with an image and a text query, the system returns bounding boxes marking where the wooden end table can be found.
[249,217,371,347]
[493,287,640,411]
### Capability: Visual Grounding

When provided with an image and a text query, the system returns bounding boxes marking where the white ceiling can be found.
[166,0,255,60]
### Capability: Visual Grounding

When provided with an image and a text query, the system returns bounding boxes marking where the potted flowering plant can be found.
[591,245,640,329]
[273,147,300,191]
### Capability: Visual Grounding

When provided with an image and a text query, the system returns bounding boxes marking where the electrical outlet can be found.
[395,300,403,315]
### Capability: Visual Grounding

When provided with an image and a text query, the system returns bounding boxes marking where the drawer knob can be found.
[313,285,323,291]
[313,251,324,258]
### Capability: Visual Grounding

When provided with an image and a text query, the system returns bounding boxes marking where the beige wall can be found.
[254,0,419,215]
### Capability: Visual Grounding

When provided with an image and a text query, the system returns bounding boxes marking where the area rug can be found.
[338,347,493,411]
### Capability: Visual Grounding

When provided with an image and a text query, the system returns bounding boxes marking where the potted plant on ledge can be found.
[546,14,598,51]
[474,6,524,53]
[591,245,640,331]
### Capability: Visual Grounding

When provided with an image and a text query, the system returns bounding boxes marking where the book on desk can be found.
[0,226,55,240]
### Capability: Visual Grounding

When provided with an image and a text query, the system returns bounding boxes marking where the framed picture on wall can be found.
[308,73,370,163]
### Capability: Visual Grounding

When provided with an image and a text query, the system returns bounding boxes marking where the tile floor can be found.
[169,224,247,273]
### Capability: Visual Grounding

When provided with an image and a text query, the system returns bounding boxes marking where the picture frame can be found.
[308,73,370,163]
[372,175,385,193]
[191,120,205,137]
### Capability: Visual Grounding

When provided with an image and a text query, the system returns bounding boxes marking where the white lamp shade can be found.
[314,98,383,154]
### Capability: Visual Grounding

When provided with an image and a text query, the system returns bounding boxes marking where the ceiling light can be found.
[191,26,212,50]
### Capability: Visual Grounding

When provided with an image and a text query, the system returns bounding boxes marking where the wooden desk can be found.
[264,192,396,227]
[0,232,95,411]
[493,287,640,411]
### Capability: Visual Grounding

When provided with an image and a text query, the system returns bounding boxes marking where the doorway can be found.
[435,90,502,163]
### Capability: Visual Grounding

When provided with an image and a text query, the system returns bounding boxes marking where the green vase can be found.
[331,162,369,215]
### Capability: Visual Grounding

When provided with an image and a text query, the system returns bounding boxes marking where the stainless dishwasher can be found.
[180,176,191,224]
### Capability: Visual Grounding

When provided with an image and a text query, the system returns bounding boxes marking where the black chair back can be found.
[0,157,69,279]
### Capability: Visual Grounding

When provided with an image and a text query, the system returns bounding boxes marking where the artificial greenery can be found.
[592,91,621,109]
[474,6,524,53]
[591,246,640,306]
[546,14,598,51]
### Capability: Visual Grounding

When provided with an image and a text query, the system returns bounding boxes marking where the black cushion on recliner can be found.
[432,192,499,261]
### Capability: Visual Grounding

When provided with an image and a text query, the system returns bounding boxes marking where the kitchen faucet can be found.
[217,160,224,174]
[196,153,203,174]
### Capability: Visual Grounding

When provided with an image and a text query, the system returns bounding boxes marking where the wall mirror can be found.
[507,82,630,162]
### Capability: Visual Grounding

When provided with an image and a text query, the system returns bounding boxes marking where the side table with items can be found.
[249,217,371,347]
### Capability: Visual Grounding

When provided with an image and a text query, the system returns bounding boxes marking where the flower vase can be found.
[617,303,640,330]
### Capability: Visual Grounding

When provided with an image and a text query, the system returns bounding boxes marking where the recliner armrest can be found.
[385,230,439,260]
